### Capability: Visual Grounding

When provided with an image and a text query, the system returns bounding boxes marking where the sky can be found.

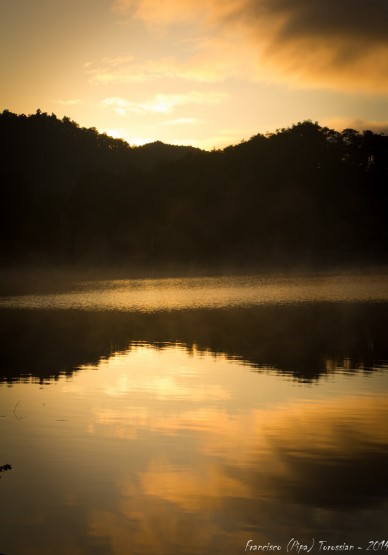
[1,0,388,149]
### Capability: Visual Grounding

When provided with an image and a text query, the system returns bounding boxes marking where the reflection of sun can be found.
[75,346,232,412]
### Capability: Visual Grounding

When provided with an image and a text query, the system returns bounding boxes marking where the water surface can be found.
[0,272,387,554]
[1,271,388,311]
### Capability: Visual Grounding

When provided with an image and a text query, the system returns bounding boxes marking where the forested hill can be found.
[1,109,387,266]
[0,109,200,193]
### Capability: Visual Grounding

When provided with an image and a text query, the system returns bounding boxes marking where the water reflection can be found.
[1,302,387,383]
[1,273,388,554]
[0,345,387,554]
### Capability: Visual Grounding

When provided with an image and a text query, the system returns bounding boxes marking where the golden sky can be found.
[1,0,388,149]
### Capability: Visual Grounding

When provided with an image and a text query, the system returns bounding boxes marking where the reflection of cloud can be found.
[87,359,388,513]
[112,0,388,91]
[134,394,388,513]
[87,388,388,551]
[101,92,226,115]
[235,395,388,511]
[140,463,250,511]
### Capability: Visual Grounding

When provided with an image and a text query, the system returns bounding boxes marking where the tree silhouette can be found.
[0,110,387,266]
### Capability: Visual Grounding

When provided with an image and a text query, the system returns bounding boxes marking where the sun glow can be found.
[1,0,388,153]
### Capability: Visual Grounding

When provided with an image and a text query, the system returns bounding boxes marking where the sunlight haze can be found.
[1,0,388,148]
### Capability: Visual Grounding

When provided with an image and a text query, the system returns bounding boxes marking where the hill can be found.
[1,110,387,267]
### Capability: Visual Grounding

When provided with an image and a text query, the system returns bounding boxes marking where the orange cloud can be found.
[87,48,254,84]
[112,0,388,91]
[324,117,388,135]
[162,117,199,125]
[101,91,227,116]
[57,99,81,106]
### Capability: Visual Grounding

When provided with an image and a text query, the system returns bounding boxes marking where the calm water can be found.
[1,272,388,555]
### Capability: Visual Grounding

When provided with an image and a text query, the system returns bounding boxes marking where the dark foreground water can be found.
[0,272,388,555]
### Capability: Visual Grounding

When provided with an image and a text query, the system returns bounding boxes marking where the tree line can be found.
[1,109,387,266]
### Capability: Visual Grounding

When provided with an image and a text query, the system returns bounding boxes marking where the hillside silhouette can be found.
[1,109,387,266]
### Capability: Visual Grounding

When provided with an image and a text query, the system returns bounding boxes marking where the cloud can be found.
[101,91,226,115]
[87,50,253,84]
[247,0,388,91]
[113,0,245,27]
[88,57,164,84]
[324,117,388,135]
[57,99,81,105]
[112,0,388,91]
[102,97,130,115]
[162,117,199,125]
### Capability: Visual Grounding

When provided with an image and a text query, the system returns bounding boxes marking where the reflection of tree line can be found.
[1,303,387,382]
[1,110,387,264]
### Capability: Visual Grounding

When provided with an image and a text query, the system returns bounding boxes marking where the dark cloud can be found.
[206,0,388,89]
[263,0,388,43]
[115,0,388,90]
[240,0,388,88]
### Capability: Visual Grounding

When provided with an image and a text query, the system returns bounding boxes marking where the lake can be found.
[1,271,388,555]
